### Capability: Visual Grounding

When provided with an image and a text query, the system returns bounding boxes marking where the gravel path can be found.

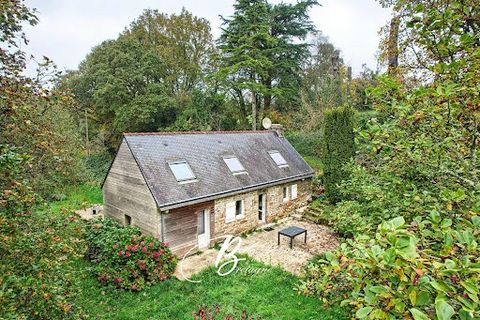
[175,218,339,280]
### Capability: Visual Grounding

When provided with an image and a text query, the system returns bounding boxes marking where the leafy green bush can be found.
[85,218,177,291]
[1,145,87,319]
[285,131,323,158]
[354,110,383,131]
[84,152,113,182]
[321,106,355,202]
[298,215,479,319]
[319,201,371,237]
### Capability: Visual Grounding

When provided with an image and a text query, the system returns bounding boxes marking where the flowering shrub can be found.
[297,215,479,319]
[85,218,177,291]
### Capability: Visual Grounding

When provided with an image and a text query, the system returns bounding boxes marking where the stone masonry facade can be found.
[213,178,312,239]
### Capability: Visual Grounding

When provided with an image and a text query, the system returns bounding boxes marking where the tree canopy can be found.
[215,0,318,130]
[62,9,220,152]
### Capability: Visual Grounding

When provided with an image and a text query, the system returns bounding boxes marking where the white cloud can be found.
[23,0,391,76]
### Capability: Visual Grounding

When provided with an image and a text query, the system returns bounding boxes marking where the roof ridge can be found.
[124,130,274,136]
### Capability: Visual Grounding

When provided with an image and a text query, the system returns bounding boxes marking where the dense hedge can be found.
[84,152,113,183]
[321,106,355,202]
[85,218,177,291]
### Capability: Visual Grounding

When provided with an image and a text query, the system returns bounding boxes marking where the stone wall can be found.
[213,178,312,238]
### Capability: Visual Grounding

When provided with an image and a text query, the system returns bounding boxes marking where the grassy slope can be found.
[75,258,346,320]
[303,155,323,174]
[46,185,346,320]
[46,184,103,214]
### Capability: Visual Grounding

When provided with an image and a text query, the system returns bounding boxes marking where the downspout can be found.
[158,208,167,242]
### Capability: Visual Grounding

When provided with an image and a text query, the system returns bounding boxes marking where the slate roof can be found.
[122,131,314,210]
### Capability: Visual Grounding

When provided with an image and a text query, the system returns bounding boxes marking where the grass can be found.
[42,185,346,319]
[303,155,323,174]
[45,183,103,215]
[75,257,346,320]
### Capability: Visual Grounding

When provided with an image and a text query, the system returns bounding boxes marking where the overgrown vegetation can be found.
[300,0,480,318]
[299,215,479,319]
[85,218,177,291]
[0,145,87,319]
[0,2,88,318]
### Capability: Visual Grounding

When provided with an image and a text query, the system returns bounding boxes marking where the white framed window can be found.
[282,186,289,202]
[168,160,196,182]
[268,151,288,168]
[223,156,247,174]
[197,210,206,235]
[235,200,244,218]
[291,184,298,200]
[225,199,244,223]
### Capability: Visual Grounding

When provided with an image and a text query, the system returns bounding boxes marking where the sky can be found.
[23,0,391,77]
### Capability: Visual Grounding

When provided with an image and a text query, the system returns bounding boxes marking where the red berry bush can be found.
[85,218,177,291]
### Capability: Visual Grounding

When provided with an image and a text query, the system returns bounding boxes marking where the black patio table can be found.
[277,226,307,249]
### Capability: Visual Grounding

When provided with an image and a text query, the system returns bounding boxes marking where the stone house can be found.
[102,129,314,255]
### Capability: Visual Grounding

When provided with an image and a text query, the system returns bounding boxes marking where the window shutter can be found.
[225,201,236,223]
[291,184,298,200]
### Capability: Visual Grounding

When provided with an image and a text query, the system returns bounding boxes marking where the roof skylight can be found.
[168,160,196,182]
[223,157,247,174]
[268,151,288,167]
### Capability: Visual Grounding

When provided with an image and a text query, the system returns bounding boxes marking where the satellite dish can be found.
[262,117,272,130]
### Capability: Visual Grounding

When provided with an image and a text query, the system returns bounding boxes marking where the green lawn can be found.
[46,184,103,215]
[48,185,345,319]
[75,257,346,319]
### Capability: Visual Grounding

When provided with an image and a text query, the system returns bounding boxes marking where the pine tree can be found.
[216,0,317,130]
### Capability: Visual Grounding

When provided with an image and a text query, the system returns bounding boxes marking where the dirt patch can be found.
[174,248,218,280]
[75,205,103,220]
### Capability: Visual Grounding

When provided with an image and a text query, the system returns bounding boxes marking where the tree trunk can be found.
[233,88,249,128]
[387,16,400,77]
[264,76,272,112]
[251,91,258,131]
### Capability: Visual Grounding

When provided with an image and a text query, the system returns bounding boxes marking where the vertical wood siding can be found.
[163,201,214,256]
[103,140,160,237]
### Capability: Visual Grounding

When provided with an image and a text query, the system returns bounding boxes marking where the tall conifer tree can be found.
[216,0,317,130]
